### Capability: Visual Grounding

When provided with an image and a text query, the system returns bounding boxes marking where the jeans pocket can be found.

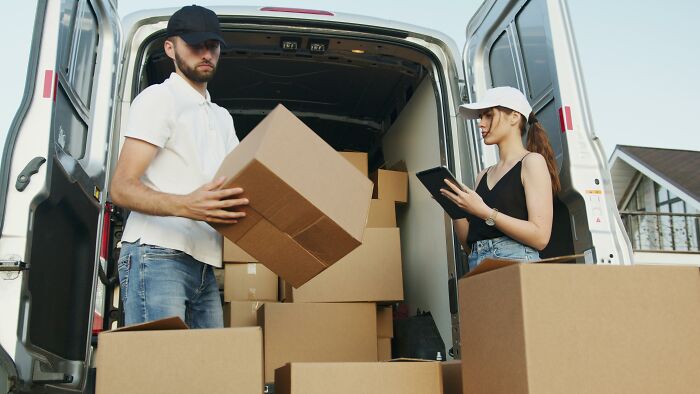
[493,240,527,260]
[142,244,185,259]
[117,253,131,303]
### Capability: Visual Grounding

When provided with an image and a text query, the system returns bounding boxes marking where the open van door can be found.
[462,0,633,264]
[0,0,121,391]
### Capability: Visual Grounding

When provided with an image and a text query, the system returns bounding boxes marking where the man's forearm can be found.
[111,177,184,217]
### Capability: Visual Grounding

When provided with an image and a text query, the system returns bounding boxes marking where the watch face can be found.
[485,217,495,226]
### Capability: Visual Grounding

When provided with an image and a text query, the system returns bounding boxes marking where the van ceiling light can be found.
[308,39,329,54]
[261,7,334,16]
[351,49,365,54]
[281,37,302,51]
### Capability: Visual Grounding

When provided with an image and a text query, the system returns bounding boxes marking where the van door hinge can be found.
[16,157,46,191]
[0,258,27,272]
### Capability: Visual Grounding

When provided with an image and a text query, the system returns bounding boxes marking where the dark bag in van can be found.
[393,310,446,361]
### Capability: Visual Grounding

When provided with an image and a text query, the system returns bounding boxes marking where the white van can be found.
[0,0,633,392]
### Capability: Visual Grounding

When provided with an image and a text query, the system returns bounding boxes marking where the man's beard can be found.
[174,51,217,83]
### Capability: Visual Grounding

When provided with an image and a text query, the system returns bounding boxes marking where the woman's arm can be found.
[442,154,553,250]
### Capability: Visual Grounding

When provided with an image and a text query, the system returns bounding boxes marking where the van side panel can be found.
[382,78,453,349]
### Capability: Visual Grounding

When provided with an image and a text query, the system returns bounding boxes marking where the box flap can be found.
[104,317,188,334]
[466,254,584,278]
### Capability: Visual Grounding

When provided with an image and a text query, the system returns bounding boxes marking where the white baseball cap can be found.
[458,86,532,120]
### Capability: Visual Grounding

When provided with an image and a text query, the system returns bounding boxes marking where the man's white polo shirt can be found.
[120,72,239,267]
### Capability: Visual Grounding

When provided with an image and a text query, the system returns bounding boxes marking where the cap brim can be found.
[458,102,496,119]
[179,31,227,47]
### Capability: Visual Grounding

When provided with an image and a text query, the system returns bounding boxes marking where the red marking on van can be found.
[558,106,574,132]
[43,70,53,98]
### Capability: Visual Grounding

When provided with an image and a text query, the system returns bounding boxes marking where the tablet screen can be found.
[416,166,469,219]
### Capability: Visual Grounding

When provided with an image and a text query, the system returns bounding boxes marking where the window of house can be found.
[655,184,699,251]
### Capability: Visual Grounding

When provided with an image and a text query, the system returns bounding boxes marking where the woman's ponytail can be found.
[524,113,561,195]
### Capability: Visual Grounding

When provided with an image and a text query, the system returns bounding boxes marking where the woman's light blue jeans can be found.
[467,236,540,272]
[117,241,223,328]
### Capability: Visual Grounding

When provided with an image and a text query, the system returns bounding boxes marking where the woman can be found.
[441,86,560,271]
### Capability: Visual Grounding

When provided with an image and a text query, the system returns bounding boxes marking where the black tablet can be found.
[416,166,469,219]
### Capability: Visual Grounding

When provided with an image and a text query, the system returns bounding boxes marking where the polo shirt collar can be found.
[168,72,212,105]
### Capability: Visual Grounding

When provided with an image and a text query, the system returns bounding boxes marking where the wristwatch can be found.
[485,208,499,226]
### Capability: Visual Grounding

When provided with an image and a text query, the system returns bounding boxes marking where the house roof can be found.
[610,145,700,209]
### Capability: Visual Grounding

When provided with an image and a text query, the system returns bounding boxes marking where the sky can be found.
[2,1,699,160]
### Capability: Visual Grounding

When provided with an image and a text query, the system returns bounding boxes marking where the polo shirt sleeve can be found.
[123,85,172,148]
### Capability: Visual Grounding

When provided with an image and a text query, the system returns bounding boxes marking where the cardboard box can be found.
[223,301,267,327]
[213,104,373,287]
[224,263,277,302]
[95,317,263,393]
[378,338,392,361]
[275,362,443,394]
[367,199,396,227]
[339,151,368,177]
[259,303,377,383]
[371,169,408,203]
[441,361,462,394]
[285,228,403,303]
[223,238,257,263]
[377,306,394,338]
[458,258,700,394]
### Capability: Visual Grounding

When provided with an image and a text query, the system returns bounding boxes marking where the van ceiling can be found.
[140,31,429,153]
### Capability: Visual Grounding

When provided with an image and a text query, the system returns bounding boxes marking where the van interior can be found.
[114,27,573,355]
[129,29,463,352]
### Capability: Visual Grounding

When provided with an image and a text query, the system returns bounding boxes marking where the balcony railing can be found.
[620,211,700,253]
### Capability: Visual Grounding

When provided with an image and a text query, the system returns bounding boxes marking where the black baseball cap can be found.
[166,5,227,46]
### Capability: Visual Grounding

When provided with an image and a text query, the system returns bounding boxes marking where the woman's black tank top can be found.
[466,157,529,245]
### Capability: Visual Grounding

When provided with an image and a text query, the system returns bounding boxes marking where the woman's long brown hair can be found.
[497,106,561,194]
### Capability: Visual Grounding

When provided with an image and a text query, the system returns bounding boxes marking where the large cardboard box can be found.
[223,301,267,327]
[367,199,396,227]
[213,104,373,287]
[339,151,368,177]
[95,317,263,393]
[441,361,462,394]
[458,259,700,394]
[259,303,377,383]
[371,169,408,203]
[224,263,278,301]
[223,238,257,263]
[285,228,403,302]
[275,362,443,393]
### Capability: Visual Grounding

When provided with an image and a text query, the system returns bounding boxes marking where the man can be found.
[111,5,246,328]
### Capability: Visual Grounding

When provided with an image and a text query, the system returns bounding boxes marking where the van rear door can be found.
[0,0,120,391]
[463,0,633,264]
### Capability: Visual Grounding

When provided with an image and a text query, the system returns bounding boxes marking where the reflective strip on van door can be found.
[42,69,57,100]
[558,106,573,132]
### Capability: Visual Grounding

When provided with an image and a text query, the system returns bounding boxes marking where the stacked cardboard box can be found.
[283,152,406,303]
[377,306,394,361]
[222,239,277,328]
[275,361,444,393]
[259,302,378,384]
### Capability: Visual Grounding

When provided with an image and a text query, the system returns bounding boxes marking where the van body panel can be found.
[0,0,121,391]
[0,3,638,392]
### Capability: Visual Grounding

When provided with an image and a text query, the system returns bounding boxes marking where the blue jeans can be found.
[117,241,223,328]
[467,236,540,272]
